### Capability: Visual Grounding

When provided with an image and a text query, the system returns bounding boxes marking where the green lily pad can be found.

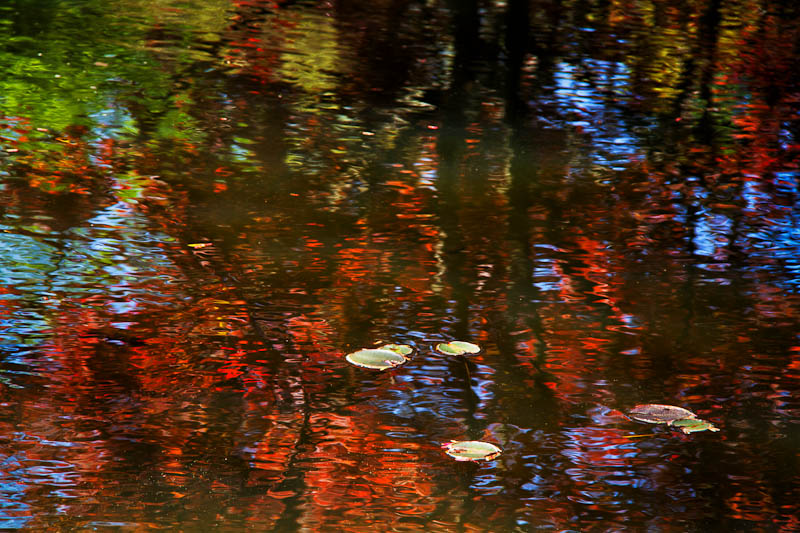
[345,349,408,370]
[628,404,697,425]
[436,343,461,355]
[436,341,481,356]
[671,418,720,434]
[442,440,502,462]
[450,341,481,353]
[379,343,413,356]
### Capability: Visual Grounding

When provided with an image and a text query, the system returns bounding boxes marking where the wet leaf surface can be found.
[378,343,413,356]
[345,349,408,370]
[628,404,698,424]
[671,418,720,434]
[442,440,502,462]
[435,341,481,356]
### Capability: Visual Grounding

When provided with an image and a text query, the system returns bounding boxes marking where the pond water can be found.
[1,0,799,530]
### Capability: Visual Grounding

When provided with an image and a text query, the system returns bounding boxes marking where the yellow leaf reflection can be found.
[279,12,351,93]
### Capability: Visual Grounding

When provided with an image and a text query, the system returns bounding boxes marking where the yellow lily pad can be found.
[442,440,501,462]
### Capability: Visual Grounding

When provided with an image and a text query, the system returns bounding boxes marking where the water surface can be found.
[0,0,798,530]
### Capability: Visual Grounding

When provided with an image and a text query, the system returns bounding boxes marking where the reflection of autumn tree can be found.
[1,0,798,529]
[182,1,798,527]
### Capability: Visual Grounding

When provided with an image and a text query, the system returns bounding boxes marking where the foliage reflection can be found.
[0,0,798,530]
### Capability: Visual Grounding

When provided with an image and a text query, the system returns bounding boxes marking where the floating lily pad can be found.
[436,341,481,356]
[442,440,502,462]
[379,343,413,356]
[436,343,462,355]
[628,404,697,425]
[671,418,720,434]
[345,349,407,370]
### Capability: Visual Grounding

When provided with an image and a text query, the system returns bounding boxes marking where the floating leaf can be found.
[442,440,502,462]
[671,418,720,434]
[345,349,407,370]
[436,341,480,356]
[379,343,413,356]
[435,343,462,355]
[628,404,697,425]
[449,341,480,353]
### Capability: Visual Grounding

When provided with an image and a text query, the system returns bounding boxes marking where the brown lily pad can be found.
[628,404,697,425]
